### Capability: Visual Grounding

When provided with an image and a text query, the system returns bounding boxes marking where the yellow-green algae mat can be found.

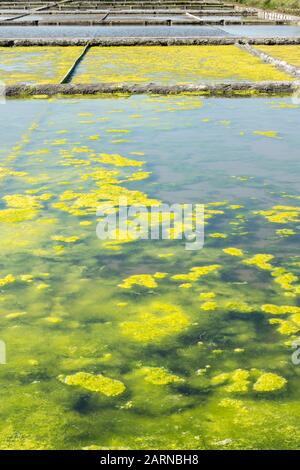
[0,94,299,450]
[0,46,84,85]
[0,45,293,86]
[255,45,300,68]
[72,45,292,84]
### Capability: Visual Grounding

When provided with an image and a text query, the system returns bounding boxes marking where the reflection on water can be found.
[223,24,300,37]
[0,25,227,38]
[0,95,299,450]
[0,24,299,38]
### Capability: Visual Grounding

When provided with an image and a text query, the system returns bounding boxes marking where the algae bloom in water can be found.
[253,373,287,393]
[0,95,299,450]
[140,367,184,385]
[61,372,126,397]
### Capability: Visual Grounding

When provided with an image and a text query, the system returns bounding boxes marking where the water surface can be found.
[0,25,227,37]
[0,95,299,450]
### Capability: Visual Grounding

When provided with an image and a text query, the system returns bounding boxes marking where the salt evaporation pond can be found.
[223,24,300,38]
[0,95,299,450]
[0,25,227,37]
[1,24,300,38]
[0,45,292,85]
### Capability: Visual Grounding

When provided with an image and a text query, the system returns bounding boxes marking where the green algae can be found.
[211,369,288,395]
[72,46,291,85]
[0,95,299,450]
[61,372,126,396]
[253,373,287,393]
[139,367,184,385]
[121,303,190,343]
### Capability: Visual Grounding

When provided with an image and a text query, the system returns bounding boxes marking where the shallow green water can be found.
[0,95,299,450]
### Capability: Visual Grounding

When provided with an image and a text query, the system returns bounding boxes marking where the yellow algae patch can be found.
[88,134,100,141]
[6,311,27,320]
[72,46,291,84]
[3,194,42,209]
[78,113,94,117]
[225,301,255,313]
[121,303,189,343]
[53,245,65,253]
[228,205,244,210]
[0,274,16,287]
[243,254,274,271]
[205,209,225,220]
[179,283,192,289]
[61,372,125,397]
[79,220,92,226]
[98,153,144,167]
[212,369,287,394]
[171,265,220,283]
[0,167,27,180]
[0,193,52,223]
[209,233,228,239]
[199,292,216,300]
[211,372,230,386]
[51,235,81,243]
[140,367,184,385]
[276,229,296,237]
[223,247,244,257]
[81,168,120,183]
[255,205,300,224]
[261,304,300,315]
[255,45,300,68]
[291,314,300,326]
[207,201,228,207]
[118,274,159,289]
[200,301,218,311]
[153,272,168,279]
[272,270,298,292]
[279,321,300,335]
[253,373,287,393]
[226,370,251,394]
[36,283,49,290]
[45,316,62,324]
[111,139,133,144]
[157,252,174,259]
[253,131,280,139]
[269,318,300,336]
[52,139,68,146]
[53,184,160,216]
[126,171,152,182]
[0,46,84,85]
[212,369,250,393]
[20,274,33,283]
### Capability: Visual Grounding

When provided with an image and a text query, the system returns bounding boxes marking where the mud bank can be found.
[0,37,299,46]
[5,81,299,96]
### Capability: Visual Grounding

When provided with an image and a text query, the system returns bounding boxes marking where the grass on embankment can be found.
[235,0,300,13]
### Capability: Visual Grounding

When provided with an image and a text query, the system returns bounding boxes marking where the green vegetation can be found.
[236,0,300,12]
